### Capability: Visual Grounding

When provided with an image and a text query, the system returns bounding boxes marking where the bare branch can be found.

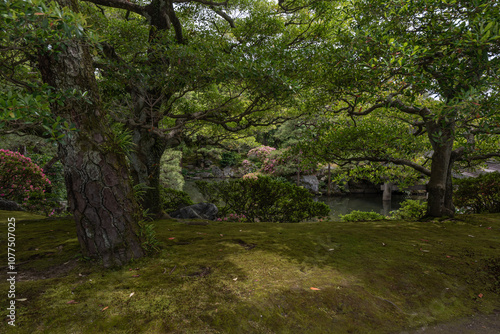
[82,0,147,16]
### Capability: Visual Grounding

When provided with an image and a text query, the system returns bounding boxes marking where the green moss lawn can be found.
[0,211,499,333]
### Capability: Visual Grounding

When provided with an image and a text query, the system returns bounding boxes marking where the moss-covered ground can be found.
[0,211,499,333]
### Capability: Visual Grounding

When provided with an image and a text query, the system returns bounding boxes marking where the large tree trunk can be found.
[425,119,456,217]
[128,128,167,217]
[37,0,145,266]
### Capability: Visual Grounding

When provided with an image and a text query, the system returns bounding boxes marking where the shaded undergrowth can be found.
[0,211,499,333]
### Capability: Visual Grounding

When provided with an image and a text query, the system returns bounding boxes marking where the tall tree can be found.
[1,0,145,266]
[81,0,316,217]
[312,0,500,216]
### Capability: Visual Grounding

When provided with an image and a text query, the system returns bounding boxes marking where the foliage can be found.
[390,199,427,221]
[0,0,92,139]
[454,172,500,214]
[339,210,386,222]
[216,213,247,222]
[195,176,330,223]
[219,151,241,168]
[307,0,500,216]
[160,187,194,213]
[138,220,161,254]
[247,145,276,162]
[160,150,184,191]
[0,149,54,215]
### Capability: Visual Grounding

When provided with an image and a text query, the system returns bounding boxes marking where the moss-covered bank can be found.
[0,211,499,333]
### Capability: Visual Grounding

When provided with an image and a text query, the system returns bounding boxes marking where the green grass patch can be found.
[0,212,499,333]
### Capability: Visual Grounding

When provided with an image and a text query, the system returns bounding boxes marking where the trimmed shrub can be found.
[195,176,330,223]
[339,210,386,222]
[454,172,500,213]
[0,149,52,214]
[160,187,194,213]
[390,199,427,221]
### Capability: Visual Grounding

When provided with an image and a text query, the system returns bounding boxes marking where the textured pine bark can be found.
[37,0,145,266]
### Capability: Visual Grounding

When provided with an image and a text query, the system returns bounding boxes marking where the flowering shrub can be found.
[0,149,52,214]
[247,146,276,162]
[242,172,261,180]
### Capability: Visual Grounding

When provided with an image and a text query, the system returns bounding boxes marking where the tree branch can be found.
[82,0,147,16]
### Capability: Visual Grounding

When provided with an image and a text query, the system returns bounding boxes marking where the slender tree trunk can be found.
[37,0,144,266]
[425,119,456,217]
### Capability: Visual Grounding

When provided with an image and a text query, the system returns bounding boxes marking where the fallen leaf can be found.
[233,277,238,281]
[310,287,321,291]
[478,293,483,298]
[168,237,175,240]
[468,235,475,238]
[67,300,78,304]
[220,234,224,237]
[101,306,109,311]
[131,275,140,278]
[129,292,135,298]
[16,298,27,302]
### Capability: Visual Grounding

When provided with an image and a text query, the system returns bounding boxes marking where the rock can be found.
[223,166,234,178]
[212,166,224,178]
[198,172,213,178]
[0,199,24,211]
[170,203,218,220]
[300,175,320,193]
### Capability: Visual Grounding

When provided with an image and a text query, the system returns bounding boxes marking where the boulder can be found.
[300,175,320,193]
[212,166,224,178]
[170,203,218,220]
[0,199,24,211]
[223,166,234,178]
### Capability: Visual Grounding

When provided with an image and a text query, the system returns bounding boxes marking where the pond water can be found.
[183,180,421,221]
[316,194,414,220]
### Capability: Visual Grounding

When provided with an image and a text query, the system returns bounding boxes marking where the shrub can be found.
[0,149,52,214]
[247,146,276,162]
[160,187,194,213]
[390,199,427,221]
[454,172,500,213]
[220,151,241,168]
[339,210,386,222]
[195,176,330,223]
[216,213,247,222]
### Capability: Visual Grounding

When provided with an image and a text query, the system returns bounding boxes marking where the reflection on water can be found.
[183,180,419,221]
